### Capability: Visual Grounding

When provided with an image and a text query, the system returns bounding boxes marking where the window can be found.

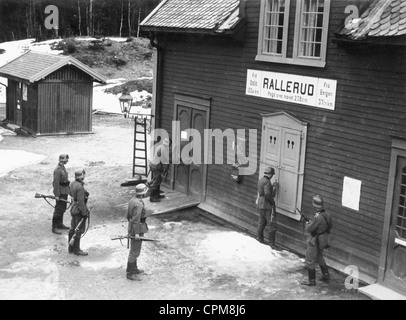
[259,0,290,56]
[256,0,331,67]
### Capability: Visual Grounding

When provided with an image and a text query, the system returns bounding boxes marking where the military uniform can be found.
[148,139,170,202]
[126,185,148,281]
[257,167,278,249]
[52,155,70,233]
[68,170,89,256]
[302,195,333,286]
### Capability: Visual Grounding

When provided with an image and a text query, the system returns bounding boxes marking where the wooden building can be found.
[0,51,106,135]
[140,0,406,296]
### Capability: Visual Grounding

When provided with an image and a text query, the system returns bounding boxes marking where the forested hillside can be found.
[0,0,161,42]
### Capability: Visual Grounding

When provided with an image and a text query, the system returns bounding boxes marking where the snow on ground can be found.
[0,38,151,112]
[0,150,46,177]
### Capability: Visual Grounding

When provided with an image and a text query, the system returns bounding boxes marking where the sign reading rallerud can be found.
[246,69,337,110]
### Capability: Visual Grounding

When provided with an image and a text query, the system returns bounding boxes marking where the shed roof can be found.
[140,0,242,34]
[338,0,406,40]
[0,51,107,83]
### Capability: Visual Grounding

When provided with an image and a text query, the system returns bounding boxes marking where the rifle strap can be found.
[43,197,56,209]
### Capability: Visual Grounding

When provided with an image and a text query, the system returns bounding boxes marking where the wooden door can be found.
[173,96,209,201]
[15,82,22,126]
[188,108,206,199]
[174,105,191,195]
[260,112,307,220]
[384,156,406,293]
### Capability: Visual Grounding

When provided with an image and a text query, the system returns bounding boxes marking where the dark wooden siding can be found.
[156,0,406,280]
[37,65,93,134]
[38,81,92,134]
[6,80,16,121]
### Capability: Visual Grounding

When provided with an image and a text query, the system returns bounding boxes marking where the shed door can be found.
[384,156,406,293]
[15,82,22,127]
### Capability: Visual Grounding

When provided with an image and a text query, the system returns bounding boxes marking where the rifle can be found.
[68,205,94,246]
[296,208,311,222]
[69,218,85,246]
[111,235,159,247]
[35,193,70,203]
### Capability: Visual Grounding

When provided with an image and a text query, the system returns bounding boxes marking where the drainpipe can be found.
[149,34,160,135]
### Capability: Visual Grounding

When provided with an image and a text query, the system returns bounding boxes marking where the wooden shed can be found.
[0,51,106,135]
[141,0,406,297]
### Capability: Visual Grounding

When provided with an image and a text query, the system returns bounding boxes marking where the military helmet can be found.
[312,195,324,209]
[264,166,275,175]
[75,169,86,179]
[59,154,69,162]
[135,183,148,196]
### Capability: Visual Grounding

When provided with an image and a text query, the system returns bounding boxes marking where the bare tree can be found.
[128,0,131,37]
[78,0,82,36]
[119,1,124,37]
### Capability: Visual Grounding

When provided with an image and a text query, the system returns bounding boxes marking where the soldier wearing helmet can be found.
[126,183,149,281]
[51,154,70,235]
[68,169,89,256]
[256,166,280,251]
[301,195,333,287]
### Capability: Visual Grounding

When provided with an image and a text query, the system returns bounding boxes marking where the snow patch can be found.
[0,150,46,177]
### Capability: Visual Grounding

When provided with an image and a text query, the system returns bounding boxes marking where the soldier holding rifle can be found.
[300,195,333,287]
[126,183,149,281]
[52,154,71,234]
[68,169,89,256]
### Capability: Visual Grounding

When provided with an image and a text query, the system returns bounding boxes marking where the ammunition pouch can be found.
[60,181,70,187]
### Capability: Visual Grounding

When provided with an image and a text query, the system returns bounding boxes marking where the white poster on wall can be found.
[342,177,362,211]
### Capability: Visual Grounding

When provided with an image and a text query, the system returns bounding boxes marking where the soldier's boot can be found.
[319,264,330,283]
[52,216,62,235]
[134,260,145,275]
[150,189,161,202]
[257,230,264,244]
[73,238,88,256]
[269,231,281,251]
[157,186,165,199]
[126,262,141,281]
[68,231,75,254]
[301,269,316,286]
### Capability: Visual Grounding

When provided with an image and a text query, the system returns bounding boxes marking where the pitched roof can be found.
[339,0,406,40]
[140,0,242,34]
[0,51,107,83]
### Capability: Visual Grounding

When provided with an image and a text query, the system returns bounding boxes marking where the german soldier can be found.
[147,138,170,202]
[52,154,70,234]
[126,183,149,281]
[301,195,333,286]
[68,169,89,256]
[257,166,280,250]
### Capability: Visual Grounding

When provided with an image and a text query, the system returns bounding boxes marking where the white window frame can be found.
[292,0,330,67]
[256,0,331,68]
[256,0,291,62]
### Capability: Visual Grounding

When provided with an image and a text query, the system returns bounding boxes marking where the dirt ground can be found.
[0,109,369,300]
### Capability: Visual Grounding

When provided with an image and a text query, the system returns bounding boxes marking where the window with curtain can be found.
[256,0,331,68]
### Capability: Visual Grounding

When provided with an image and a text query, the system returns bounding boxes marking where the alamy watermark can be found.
[150,122,258,176]
[344,265,359,290]
[44,5,59,30]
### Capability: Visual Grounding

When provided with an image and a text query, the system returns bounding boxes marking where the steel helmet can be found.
[312,195,324,209]
[59,154,69,162]
[75,169,86,179]
[264,166,275,175]
[135,183,148,196]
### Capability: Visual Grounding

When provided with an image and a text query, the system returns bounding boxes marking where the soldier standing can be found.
[148,138,170,202]
[257,166,280,251]
[126,183,149,281]
[52,154,71,235]
[301,195,333,286]
[68,169,89,256]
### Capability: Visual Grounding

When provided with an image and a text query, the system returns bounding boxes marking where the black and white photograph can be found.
[0,0,405,303]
